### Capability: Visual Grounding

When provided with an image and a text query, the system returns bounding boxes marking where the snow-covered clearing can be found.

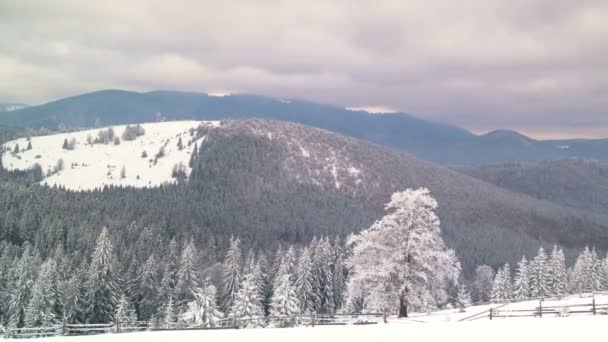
[18,316,607,342]
[1,121,220,190]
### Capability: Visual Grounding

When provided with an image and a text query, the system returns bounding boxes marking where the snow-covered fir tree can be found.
[344,189,461,317]
[512,256,530,300]
[472,265,494,303]
[8,244,39,328]
[456,283,472,312]
[63,265,87,324]
[85,227,119,323]
[270,257,300,324]
[175,240,200,311]
[570,246,603,293]
[181,277,223,327]
[549,246,567,296]
[529,247,550,298]
[332,237,347,311]
[295,246,314,314]
[491,263,512,303]
[163,297,177,328]
[138,254,159,320]
[222,236,242,314]
[311,237,335,314]
[229,262,264,327]
[24,259,62,327]
[115,293,138,322]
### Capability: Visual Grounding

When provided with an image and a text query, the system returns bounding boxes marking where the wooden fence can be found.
[2,313,384,339]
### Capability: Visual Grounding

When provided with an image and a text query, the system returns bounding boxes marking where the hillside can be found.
[2,90,607,164]
[2,120,608,273]
[458,158,608,215]
[2,121,219,190]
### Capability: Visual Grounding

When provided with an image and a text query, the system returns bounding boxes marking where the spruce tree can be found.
[85,227,119,323]
[176,240,200,312]
[24,259,61,327]
[222,236,242,313]
[549,246,567,296]
[115,293,138,322]
[513,256,530,300]
[295,247,314,314]
[270,258,300,325]
[530,247,550,298]
[230,263,264,327]
[8,244,37,328]
[456,283,472,312]
[138,254,159,320]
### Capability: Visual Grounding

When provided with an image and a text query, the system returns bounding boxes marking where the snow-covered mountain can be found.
[2,121,219,190]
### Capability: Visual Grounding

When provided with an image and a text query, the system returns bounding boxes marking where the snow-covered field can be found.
[18,316,607,342]
[16,294,608,341]
[1,121,220,190]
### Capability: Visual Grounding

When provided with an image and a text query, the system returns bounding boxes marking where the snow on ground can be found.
[1,121,220,190]
[19,316,608,342]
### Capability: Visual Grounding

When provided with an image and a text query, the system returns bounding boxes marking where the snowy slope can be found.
[1,121,220,190]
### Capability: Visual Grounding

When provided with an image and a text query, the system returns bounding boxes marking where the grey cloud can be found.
[0,0,607,138]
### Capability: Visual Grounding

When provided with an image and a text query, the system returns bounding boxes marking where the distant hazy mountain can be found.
[3,119,608,272]
[458,158,608,216]
[1,89,607,164]
[0,103,28,112]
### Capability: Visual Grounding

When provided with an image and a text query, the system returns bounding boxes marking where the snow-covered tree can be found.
[549,246,567,296]
[344,189,461,316]
[63,265,87,324]
[181,277,223,327]
[295,247,314,314]
[332,238,347,311]
[8,245,39,328]
[85,227,119,323]
[176,240,200,311]
[571,246,603,293]
[138,254,159,320]
[311,237,335,314]
[472,265,494,303]
[163,297,177,327]
[24,259,62,327]
[512,256,530,300]
[491,263,512,303]
[115,293,137,322]
[456,283,472,312]
[222,236,242,313]
[270,258,300,324]
[529,247,550,298]
[230,263,264,327]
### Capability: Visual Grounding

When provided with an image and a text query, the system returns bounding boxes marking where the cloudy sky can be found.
[1,1,607,138]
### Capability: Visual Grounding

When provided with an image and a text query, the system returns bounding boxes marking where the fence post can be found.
[592,297,596,316]
[312,313,316,327]
[489,308,493,320]
[116,320,121,334]
[383,309,388,324]
[538,299,542,318]
[62,318,67,336]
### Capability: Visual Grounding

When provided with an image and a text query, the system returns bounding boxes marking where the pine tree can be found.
[529,247,550,298]
[85,227,119,323]
[549,246,567,296]
[332,246,347,311]
[115,293,137,322]
[311,237,334,314]
[189,143,198,167]
[222,236,242,313]
[24,259,61,327]
[270,258,300,326]
[177,137,184,150]
[295,247,314,314]
[456,283,472,312]
[513,256,530,300]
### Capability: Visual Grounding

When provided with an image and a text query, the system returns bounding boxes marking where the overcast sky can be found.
[1,1,607,138]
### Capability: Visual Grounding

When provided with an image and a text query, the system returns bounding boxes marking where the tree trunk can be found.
[398,294,408,318]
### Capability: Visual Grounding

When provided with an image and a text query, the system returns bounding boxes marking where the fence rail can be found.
[2,313,384,339]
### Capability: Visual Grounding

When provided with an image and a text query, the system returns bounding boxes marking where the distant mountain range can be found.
[1,89,606,164]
